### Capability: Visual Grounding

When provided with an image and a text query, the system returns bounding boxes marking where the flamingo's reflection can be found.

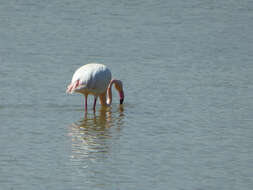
[68,106,125,161]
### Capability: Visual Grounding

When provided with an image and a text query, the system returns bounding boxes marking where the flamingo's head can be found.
[114,80,124,104]
[119,91,124,104]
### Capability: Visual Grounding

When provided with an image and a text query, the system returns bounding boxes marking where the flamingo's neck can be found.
[98,79,123,106]
[106,79,114,105]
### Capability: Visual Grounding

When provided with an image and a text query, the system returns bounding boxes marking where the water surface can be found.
[1,0,253,189]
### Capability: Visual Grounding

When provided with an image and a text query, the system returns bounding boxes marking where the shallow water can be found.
[1,0,253,189]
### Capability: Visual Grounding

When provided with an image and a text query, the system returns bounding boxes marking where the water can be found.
[1,0,253,189]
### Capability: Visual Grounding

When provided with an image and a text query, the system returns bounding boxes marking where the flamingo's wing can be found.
[66,79,80,94]
[66,63,112,94]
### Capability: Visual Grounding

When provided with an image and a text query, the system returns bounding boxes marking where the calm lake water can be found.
[1,0,253,189]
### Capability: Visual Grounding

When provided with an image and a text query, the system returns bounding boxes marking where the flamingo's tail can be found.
[66,80,80,94]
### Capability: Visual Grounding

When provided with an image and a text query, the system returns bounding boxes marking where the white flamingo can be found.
[66,63,124,112]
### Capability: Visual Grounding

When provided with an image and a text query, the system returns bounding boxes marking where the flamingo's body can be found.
[67,63,112,95]
[66,63,124,112]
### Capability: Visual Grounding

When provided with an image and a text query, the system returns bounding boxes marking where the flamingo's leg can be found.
[93,96,97,112]
[99,92,107,106]
[85,94,88,112]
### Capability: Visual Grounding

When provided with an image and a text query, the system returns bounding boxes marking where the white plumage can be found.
[70,63,111,95]
[66,63,124,113]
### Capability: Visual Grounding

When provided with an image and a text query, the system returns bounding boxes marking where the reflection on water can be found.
[68,106,125,162]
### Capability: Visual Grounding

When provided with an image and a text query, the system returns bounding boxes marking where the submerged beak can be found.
[119,91,124,104]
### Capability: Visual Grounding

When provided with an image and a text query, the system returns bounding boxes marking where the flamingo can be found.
[66,63,124,112]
